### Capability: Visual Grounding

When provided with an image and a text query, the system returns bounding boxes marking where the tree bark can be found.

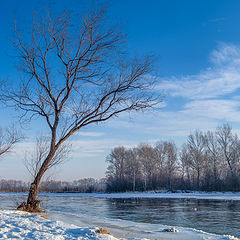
[133,170,136,191]
[197,168,200,190]
[213,157,217,190]
[17,146,56,212]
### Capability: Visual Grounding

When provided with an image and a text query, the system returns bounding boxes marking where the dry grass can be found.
[40,215,49,220]
[95,228,112,236]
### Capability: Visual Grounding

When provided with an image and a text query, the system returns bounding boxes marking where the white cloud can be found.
[158,43,240,99]
[141,111,218,138]
[182,99,240,122]
[70,138,138,158]
[210,43,240,65]
[74,131,105,137]
[152,43,240,138]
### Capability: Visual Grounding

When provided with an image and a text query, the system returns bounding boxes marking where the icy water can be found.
[0,193,239,239]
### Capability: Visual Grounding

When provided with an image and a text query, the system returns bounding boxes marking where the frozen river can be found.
[0,192,239,239]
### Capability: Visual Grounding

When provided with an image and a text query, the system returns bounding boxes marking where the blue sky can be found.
[1,0,240,181]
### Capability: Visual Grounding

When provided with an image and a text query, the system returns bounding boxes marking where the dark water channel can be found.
[103,198,240,238]
[43,195,240,238]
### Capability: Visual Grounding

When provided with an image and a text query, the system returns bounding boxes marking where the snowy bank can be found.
[0,210,117,240]
[0,210,238,240]
[33,191,240,201]
[2,191,240,201]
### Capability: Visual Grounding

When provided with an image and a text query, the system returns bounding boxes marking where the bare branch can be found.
[1,6,162,210]
[0,126,22,157]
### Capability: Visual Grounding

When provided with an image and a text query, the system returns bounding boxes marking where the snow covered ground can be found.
[0,210,117,240]
[38,191,240,201]
[2,190,240,201]
[0,210,238,240]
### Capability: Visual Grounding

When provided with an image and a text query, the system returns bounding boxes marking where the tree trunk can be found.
[144,174,147,191]
[133,170,136,191]
[27,183,38,206]
[213,157,217,190]
[168,175,171,190]
[197,168,200,190]
[17,148,56,212]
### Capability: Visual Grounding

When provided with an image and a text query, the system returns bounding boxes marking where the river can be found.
[0,192,239,239]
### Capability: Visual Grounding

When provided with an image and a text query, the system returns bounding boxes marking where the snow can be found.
[0,210,238,240]
[2,191,240,201]
[0,210,118,240]
[36,191,240,201]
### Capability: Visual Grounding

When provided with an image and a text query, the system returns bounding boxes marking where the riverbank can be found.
[0,210,238,240]
[0,210,117,240]
[2,190,240,201]
[23,190,240,201]
[0,192,240,239]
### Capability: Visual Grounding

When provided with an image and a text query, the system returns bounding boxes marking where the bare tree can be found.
[138,143,158,190]
[187,130,206,189]
[125,148,141,191]
[204,130,221,189]
[216,124,240,188]
[163,141,178,190]
[24,135,70,180]
[106,147,142,192]
[179,143,191,189]
[0,127,21,158]
[154,141,165,186]
[106,146,127,186]
[105,123,240,192]
[0,6,160,211]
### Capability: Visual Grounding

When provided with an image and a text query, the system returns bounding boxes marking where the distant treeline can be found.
[106,124,240,192]
[3,124,240,193]
[0,180,29,192]
[0,178,106,193]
